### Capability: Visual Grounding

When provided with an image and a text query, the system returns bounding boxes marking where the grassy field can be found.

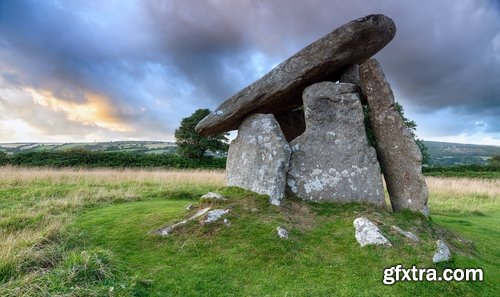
[0,167,498,296]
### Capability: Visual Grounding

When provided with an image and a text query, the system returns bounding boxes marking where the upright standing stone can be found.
[287,82,385,205]
[227,114,291,205]
[359,58,429,216]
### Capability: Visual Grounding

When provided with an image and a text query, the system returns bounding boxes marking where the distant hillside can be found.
[0,141,178,155]
[0,141,225,158]
[424,141,500,166]
[1,140,498,166]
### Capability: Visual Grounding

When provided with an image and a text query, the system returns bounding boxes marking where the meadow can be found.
[0,166,498,296]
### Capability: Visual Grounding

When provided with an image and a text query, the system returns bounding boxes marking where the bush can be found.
[0,151,7,166]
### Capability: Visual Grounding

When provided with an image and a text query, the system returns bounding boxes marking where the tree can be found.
[0,151,7,165]
[174,109,229,159]
[363,102,430,164]
[489,155,500,167]
[394,103,430,165]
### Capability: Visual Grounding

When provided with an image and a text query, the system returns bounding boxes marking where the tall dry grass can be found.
[2,166,497,195]
[426,176,499,214]
[426,176,499,198]
[0,166,226,286]
[0,166,226,186]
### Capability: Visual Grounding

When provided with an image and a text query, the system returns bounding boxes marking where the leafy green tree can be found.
[0,150,8,165]
[174,109,229,159]
[489,155,500,167]
[363,102,430,164]
[394,103,430,165]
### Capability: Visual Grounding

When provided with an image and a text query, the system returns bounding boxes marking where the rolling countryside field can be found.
[1,140,499,166]
[0,167,498,296]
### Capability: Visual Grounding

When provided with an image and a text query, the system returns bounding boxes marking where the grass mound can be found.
[65,188,495,296]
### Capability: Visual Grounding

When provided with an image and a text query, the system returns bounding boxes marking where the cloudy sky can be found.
[0,0,499,145]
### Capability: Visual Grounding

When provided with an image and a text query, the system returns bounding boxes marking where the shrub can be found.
[5,151,226,169]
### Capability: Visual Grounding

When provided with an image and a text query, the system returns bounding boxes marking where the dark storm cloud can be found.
[0,0,499,142]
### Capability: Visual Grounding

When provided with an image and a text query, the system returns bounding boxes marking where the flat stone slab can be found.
[227,114,291,205]
[359,58,429,216]
[200,192,227,201]
[204,209,230,224]
[196,14,396,136]
[391,225,419,242]
[287,82,385,204]
[156,207,211,236]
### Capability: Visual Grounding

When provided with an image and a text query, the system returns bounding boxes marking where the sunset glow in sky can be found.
[0,0,499,145]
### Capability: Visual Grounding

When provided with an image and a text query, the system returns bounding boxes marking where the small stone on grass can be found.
[353,217,392,247]
[277,226,289,239]
[433,239,451,263]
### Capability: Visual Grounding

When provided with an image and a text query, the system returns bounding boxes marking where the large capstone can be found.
[227,114,291,205]
[195,14,396,136]
[359,58,429,216]
[287,82,385,205]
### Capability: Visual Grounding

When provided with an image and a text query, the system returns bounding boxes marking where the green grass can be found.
[0,168,498,296]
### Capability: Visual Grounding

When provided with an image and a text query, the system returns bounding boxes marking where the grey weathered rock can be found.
[287,82,385,205]
[156,207,211,236]
[200,192,227,201]
[185,204,193,211]
[275,110,306,142]
[359,58,429,216]
[339,64,360,84]
[223,218,231,227]
[277,226,289,239]
[227,114,291,205]
[196,14,396,136]
[204,209,230,224]
[433,239,451,263]
[353,217,392,247]
[391,225,419,242]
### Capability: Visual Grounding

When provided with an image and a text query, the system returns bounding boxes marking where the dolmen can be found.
[195,14,429,216]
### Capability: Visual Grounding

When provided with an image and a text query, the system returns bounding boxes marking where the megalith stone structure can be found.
[359,58,429,216]
[287,82,385,205]
[194,14,430,216]
[226,114,291,205]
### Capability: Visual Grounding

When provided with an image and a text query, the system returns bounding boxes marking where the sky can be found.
[0,0,499,145]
